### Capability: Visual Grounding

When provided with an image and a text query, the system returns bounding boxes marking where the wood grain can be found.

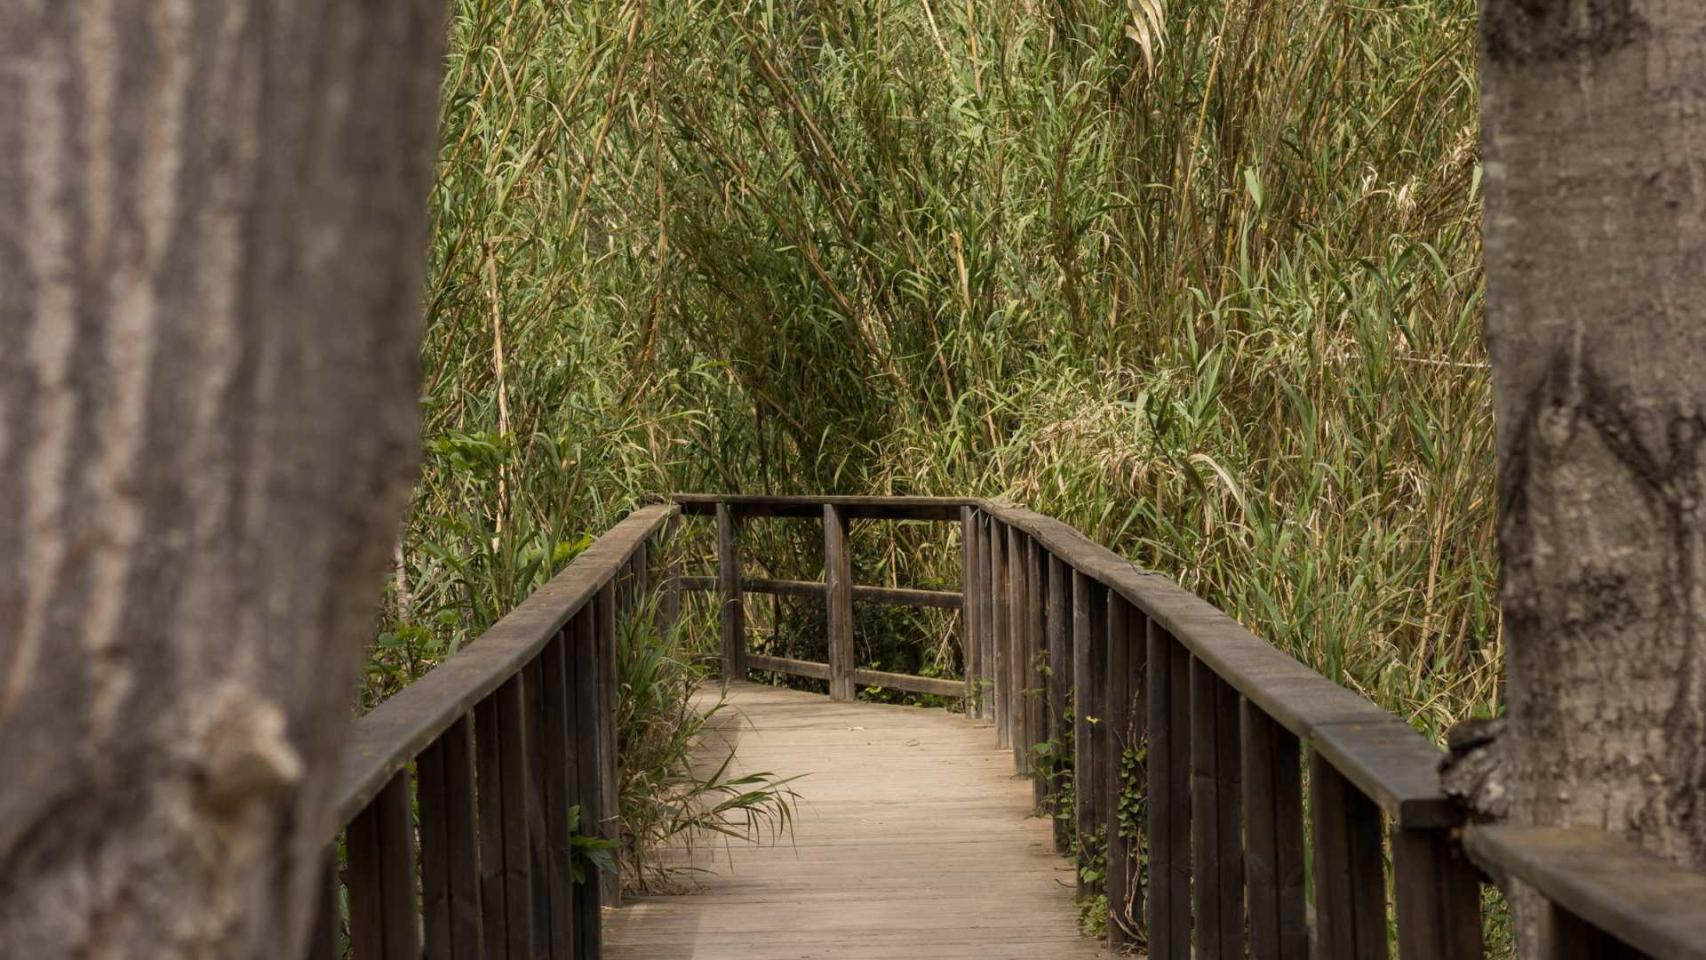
[604,683,1106,960]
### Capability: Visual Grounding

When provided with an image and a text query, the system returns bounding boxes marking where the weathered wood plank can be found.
[824,503,856,701]
[1046,551,1070,854]
[716,502,745,680]
[1242,701,1306,960]
[1190,658,1243,959]
[1104,595,1133,950]
[1025,535,1047,804]
[537,636,575,960]
[748,652,833,681]
[962,507,981,708]
[1146,621,1192,959]
[990,518,1009,747]
[419,714,483,960]
[1071,570,1099,898]
[348,770,418,960]
[1463,825,1706,960]
[596,581,621,908]
[1392,826,1483,960]
[1007,524,1026,769]
[568,604,605,960]
[603,683,1106,960]
[851,667,966,699]
[1310,752,1387,960]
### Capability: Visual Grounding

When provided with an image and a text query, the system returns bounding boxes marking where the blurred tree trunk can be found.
[0,2,446,958]
[1480,0,1706,946]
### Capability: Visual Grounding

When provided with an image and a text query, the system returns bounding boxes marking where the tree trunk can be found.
[1481,0,1706,935]
[0,2,446,958]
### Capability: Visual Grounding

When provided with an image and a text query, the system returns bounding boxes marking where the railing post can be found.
[596,581,621,908]
[978,514,996,721]
[824,503,855,701]
[1007,524,1026,769]
[419,714,485,960]
[1146,620,1192,959]
[659,513,681,635]
[348,769,420,960]
[476,676,533,960]
[960,506,981,712]
[990,519,1009,746]
[1025,535,1046,799]
[1191,656,1244,958]
[1392,826,1483,960]
[1310,752,1388,960]
[1105,595,1133,949]
[1242,702,1306,960]
[567,603,604,960]
[1046,552,1070,854]
[1071,570,1100,898]
[716,502,744,681]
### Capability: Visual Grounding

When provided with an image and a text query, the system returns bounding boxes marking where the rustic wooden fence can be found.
[315,493,1706,960]
[317,504,673,960]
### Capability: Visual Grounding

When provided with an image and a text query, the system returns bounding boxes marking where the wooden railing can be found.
[314,494,1706,960]
[316,504,675,960]
[672,493,1706,960]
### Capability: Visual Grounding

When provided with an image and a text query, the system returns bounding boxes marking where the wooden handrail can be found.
[318,491,1705,960]
[1464,825,1706,960]
[318,503,675,960]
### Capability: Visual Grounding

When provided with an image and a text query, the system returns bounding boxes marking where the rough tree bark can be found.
[1478,0,1706,938]
[0,2,446,958]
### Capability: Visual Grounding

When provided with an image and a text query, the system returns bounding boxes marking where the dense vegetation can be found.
[374,0,1489,906]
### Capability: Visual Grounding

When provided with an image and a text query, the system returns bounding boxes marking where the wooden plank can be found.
[1046,551,1070,854]
[497,676,534,959]
[420,714,483,960]
[676,574,717,592]
[333,504,677,826]
[596,581,621,908]
[568,604,605,960]
[1310,751,1388,960]
[978,513,996,720]
[962,506,981,708]
[1025,535,1047,803]
[1146,621,1191,959]
[475,693,510,960]
[1070,570,1098,898]
[537,635,575,960]
[1104,595,1133,950]
[602,683,1106,960]
[1190,658,1243,959]
[347,770,418,960]
[740,577,961,608]
[1392,826,1483,960]
[1007,524,1026,769]
[716,502,745,680]
[1308,718,1457,828]
[1464,824,1706,960]
[748,652,833,681]
[524,658,553,952]
[308,848,341,960]
[1242,701,1306,960]
[673,493,973,521]
[852,667,967,699]
[659,514,682,632]
[989,518,1009,747]
[824,503,856,701]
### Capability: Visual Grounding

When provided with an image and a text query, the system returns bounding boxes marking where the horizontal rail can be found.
[672,493,970,521]
[1464,825,1706,960]
[333,503,676,826]
[747,652,831,681]
[746,654,963,698]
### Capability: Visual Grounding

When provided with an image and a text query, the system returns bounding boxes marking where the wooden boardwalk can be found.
[605,682,1107,959]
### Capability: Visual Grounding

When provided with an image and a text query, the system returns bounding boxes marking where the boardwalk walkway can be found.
[605,682,1107,959]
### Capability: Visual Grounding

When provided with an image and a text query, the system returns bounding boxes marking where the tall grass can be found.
[382,0,1492,738]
